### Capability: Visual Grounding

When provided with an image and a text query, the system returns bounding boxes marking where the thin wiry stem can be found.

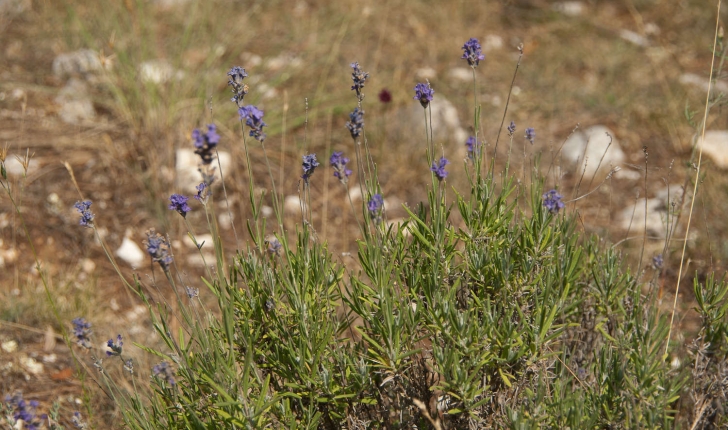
[666,0,722,358]
[492,45,523,163]
[215,149,240,252]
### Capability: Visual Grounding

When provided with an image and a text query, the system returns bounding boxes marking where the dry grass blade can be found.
[665,0,722,358]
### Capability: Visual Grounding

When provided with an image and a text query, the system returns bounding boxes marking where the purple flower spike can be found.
[346,107,365,140]
[6,393,42,430]
[301,154,320,184]
[465,136,481,158]
[350,62,369,96]
[413,82,434,108]
[153,361,176,387]
[106,334,123,357]
[330,151,353,184]
[431,156,450,181]
[368,194,384,223]
[194,182,210,203]
[507,121,516,136]
[238,105,267,143]
[525,127,535,144]
[542,189,565,214]
[74,200,95,227]
[461,38,485,67]
[144,228,173,271]
[72,317,92,349]
[169,194,191,217]
[267,238,282,256]
[192,124,220,165]
[227,66,249,106]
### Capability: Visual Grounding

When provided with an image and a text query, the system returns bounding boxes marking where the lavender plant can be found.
[38,35,727,430]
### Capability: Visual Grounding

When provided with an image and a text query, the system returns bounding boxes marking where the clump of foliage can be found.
[3,35,728,430]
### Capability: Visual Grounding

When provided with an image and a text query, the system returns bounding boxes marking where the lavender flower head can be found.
[192,124,220,165]
[152,361,176,387]
[368,194,384,223]
[350,62,369,96]
[238,105,267,142]
[652,254,664,270]
[72,317,92,349]
[5,393,42,430]
[431,156,450,181]
[542,189,565,214]
[74,200,94,227]
[267,238,282,256]
[169,194,191,217]
[194,182,211,203]
[413,82,434,108]
[301,154,320,184]
[525,127,535,145]
[72,411,88,429]
[106,334,123,357]
[465,136,481,158]
[186,286,199,298]
[124,358,134,375]
[227,66,249,106]
[461,38,485,67]
[144,228,173,271]
[346,107,364,140]
[329,151,353,184]
[507,121,516,136]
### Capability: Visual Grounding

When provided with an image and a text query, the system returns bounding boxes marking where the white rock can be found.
[482,35,503,52]
[415,67,436,80]
[402,95,468,145]
[644,23,660,36]
[261,205,274,218]
[348,186,362,203]
[561,125,624,179]
[696,130,728,168]
[218,213,232,230]
[52,49,104,78]
[54,78,95,124]
[10,88,25,100]
[386,217,411,237]
[2,155,38,177]
[266,53,302,72]
[552,1,584,16]
[383,196,400,212]
[679,73,728,94]
[447,67,473,83]
[613,168,641,180]
[240,52,263,68]
[617,198,667,236]
[258,83,278,100]
[186,252,215,267]
[152,0,192,7]
[116,237,145,267]
[184,234,213,249]
[175,148,232,194]
[19,356,43,374]
[284,194,304,213]
[619,29,649,47]
[80,258,95,274]
[1,340,17,353]
[139,60,183,84]
[617,185,683,237]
